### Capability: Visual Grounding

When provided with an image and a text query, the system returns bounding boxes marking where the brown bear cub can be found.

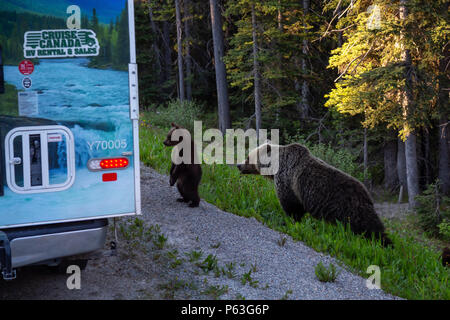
[163,123,202,207]
[237,142,393,247]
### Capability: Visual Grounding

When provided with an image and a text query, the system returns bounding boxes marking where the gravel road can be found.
[0,165,399,300]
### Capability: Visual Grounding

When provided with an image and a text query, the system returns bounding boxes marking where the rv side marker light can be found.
[102,173,118,182]
[87,158,129,171]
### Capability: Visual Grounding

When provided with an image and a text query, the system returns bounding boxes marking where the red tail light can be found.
[100,158,129,169]
[87,157,129,171]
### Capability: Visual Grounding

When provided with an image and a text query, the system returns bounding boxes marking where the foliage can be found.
[284,133,369,182]
[224,0,333,131]
[139,0,217,106]
[438,220,450,241]
[325,0,448,139]
[142,99,204,132]
[132,0,449,197]
[416,181,450,238]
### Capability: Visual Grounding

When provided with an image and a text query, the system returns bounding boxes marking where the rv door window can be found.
[48,134,69,186]
[5,126,75,194]
[12,135,24,188]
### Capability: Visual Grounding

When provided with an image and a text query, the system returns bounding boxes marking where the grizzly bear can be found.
[237,142,393,247]
[163,123,202,207]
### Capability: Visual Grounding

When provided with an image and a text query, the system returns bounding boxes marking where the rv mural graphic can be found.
[24,29,100,58]
[0,0,137,228]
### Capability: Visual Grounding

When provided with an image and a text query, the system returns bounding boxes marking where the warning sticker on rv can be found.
[19,60,34,75]
[18,91,38,116]
[23,29,100,59]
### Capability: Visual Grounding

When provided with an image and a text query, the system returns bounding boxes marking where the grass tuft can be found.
[315,262,340,282]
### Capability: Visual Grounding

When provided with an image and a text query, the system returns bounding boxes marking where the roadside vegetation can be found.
[139,108,449,300]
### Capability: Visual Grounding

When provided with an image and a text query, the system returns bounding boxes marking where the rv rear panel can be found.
[0,0,140,229]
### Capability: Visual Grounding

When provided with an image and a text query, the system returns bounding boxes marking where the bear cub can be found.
[163,123,202,207]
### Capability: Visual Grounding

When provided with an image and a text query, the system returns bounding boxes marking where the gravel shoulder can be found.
[0,165,399,300]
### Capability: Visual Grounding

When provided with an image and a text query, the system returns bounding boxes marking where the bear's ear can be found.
[266,143,271,155]
[171,122,180,128]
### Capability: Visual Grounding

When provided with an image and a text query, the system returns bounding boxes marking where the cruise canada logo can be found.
[23,29,100,58]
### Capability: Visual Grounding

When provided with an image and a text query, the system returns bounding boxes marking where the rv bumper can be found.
[1,219,108,269]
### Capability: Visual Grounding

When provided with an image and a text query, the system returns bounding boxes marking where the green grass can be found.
[315,262,340,282]
[139,121,450,300]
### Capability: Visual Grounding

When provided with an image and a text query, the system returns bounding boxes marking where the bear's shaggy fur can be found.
[238,143,393,247]
[163,123,202,207]
[442,247,450,267]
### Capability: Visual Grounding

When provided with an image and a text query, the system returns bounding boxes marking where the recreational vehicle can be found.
[0,0,140,280]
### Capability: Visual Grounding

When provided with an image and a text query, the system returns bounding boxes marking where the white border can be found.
[128,0,142,216]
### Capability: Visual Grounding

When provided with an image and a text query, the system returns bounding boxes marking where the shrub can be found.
[438,219,450,241]
[145,99,204,132]
[415,180,450,238]
[284,134,367,181]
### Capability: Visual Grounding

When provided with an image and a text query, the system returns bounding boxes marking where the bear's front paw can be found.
[169,177,176,186]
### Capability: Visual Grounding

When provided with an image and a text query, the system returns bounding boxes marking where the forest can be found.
[135,1,450,299]
[135,0,448,212]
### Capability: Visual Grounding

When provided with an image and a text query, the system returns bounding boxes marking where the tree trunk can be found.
[405,134,419,208]
[439,113,450,195]
[363,127,369,186]
[175,0,185,102]
[397,138,407,188]
[148,4,162,86]
[275,0,282,124]
[384,132,399,191]
[400,0,419,208]
[162,20,172,85]
[299,0,310,119]
[423,128,432,185]
[184,0,193,101]
[397,137,407,203]
[209,0,231,133]
[252,3,262,134]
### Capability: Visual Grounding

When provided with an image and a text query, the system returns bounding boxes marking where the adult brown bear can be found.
[237,142,393,247]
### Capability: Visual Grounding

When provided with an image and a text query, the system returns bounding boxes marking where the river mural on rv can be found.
[0,0,137,227]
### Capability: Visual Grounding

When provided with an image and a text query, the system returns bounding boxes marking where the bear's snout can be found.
[237,163,258,174]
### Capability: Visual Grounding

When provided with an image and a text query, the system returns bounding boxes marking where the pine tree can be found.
[325,0,448,205]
